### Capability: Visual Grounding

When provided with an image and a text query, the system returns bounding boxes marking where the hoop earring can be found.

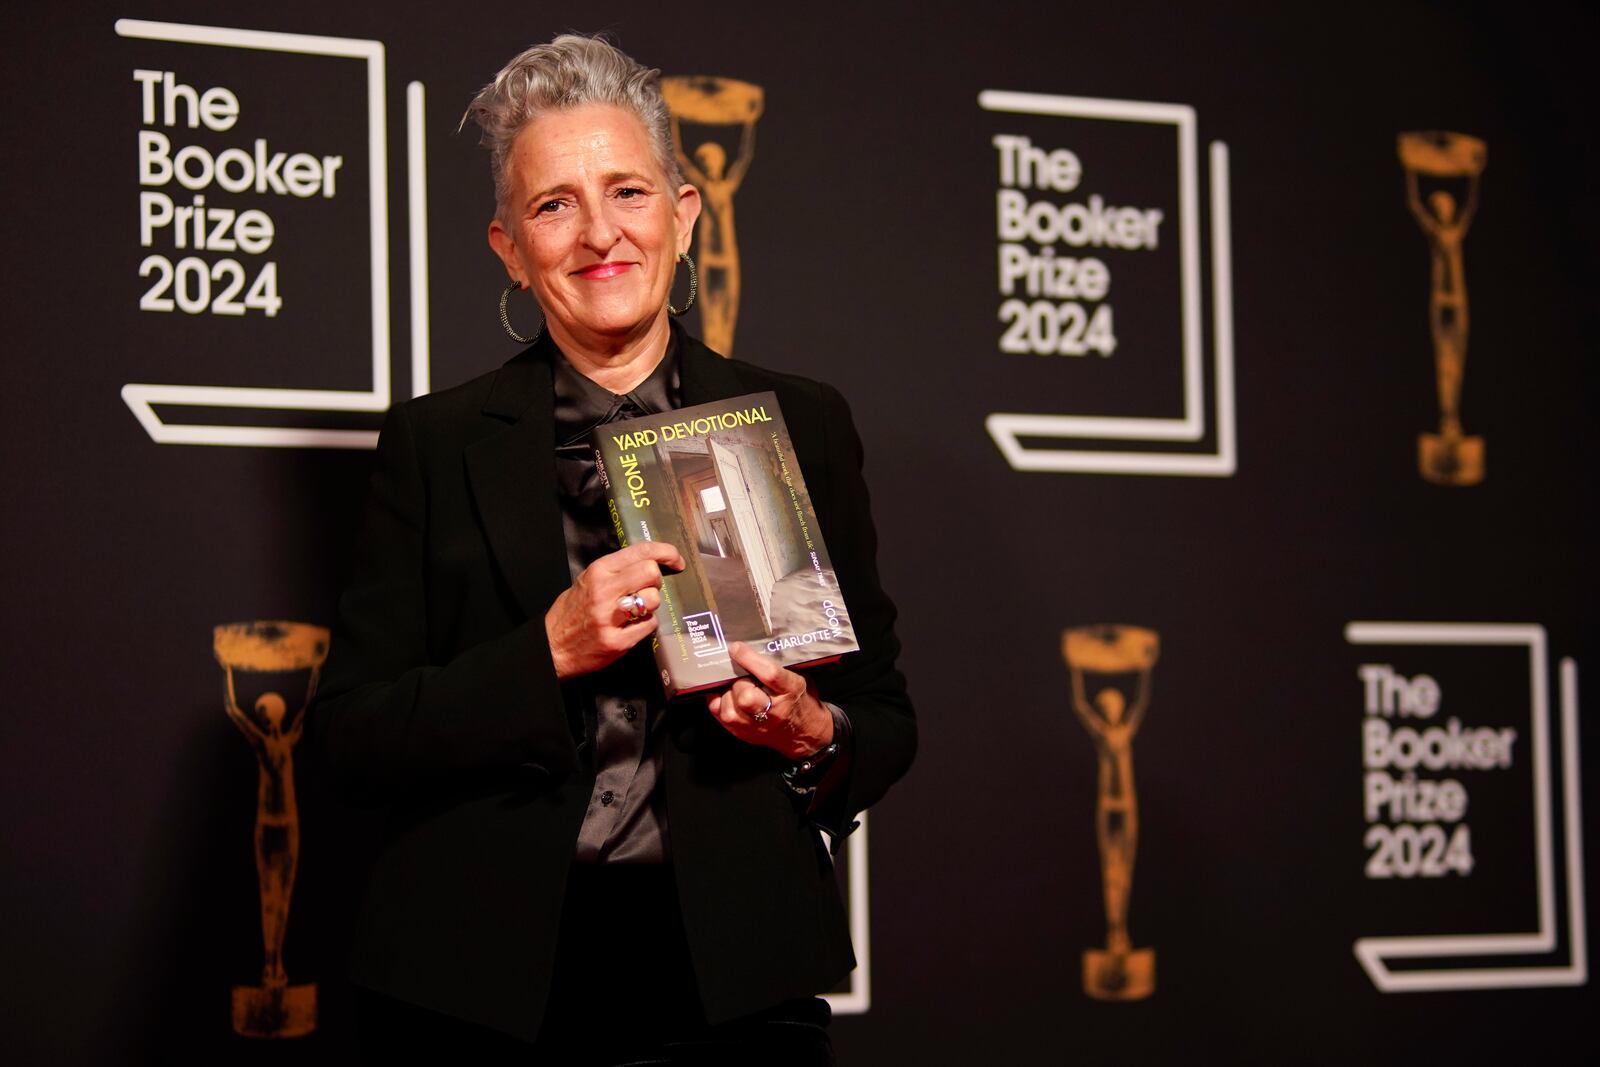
[499,282,543,344]
[668,252,697,316]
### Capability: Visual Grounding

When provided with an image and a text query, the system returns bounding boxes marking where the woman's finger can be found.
[728,641,799,691]
[593,540,684,579]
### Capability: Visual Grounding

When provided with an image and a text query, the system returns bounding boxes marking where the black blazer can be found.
[312,331,915,1041]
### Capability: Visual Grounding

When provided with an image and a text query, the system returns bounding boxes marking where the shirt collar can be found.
[551,327,681,446]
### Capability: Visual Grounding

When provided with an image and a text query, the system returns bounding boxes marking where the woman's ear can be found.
[674,184,703,253]
[487,218,524,283]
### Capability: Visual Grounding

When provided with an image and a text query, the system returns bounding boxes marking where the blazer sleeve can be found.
[803,381,917,840]
[310,402,578,806]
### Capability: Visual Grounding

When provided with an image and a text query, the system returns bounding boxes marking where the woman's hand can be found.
[705,642,834,759]
[545,541,685,679]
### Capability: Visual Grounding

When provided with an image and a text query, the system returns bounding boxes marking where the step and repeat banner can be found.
[4,2,1593,1062]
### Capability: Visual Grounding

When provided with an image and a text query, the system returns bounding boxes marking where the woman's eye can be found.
[616,187,644,200]
[536,199,563,214]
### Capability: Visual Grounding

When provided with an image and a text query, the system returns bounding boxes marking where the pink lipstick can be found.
[576,262,633,279]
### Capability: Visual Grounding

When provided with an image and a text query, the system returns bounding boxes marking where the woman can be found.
[313,34,915,1064]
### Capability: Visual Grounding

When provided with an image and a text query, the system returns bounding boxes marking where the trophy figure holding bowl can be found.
[213,620,328,1038]
[1062,624,1158,1001]
[1398,130,1488,486]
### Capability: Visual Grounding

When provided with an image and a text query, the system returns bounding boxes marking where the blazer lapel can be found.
[679,333,752,406]
[464,332,751,624]
[464,347,570,622]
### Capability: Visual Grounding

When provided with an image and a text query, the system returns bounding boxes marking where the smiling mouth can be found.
[574,262,634,280]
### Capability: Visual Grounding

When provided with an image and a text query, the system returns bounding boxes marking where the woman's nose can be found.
[579,202,620,251]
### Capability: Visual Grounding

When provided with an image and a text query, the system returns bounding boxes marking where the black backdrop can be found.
[3,2,1595,1062]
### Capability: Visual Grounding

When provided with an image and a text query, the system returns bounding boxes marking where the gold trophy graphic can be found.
[1063,624,1158,1000]
[213,621,328,1038]
[1398,130,1487,486]
[662,75,763,357]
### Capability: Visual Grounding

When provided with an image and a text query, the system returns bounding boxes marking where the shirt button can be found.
[600,790,615,807]
[623,705,639,723]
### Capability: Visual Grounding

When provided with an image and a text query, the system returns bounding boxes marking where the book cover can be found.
[592,390,858,696]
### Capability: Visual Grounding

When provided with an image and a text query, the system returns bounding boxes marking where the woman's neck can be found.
[550,313,672,394]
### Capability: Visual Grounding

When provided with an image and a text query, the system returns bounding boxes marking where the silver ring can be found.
[617,593,648,622]
[753,697,772,723]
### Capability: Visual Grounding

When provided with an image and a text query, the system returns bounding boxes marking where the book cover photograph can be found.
[593,390,858,696]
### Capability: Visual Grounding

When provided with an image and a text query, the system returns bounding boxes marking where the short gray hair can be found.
[463,34,684,221]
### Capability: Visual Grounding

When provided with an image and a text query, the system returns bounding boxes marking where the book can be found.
[592,390,858,696]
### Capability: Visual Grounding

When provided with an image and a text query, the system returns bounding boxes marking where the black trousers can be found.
[358,865,836,1065]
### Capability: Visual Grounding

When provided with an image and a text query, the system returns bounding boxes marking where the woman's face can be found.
[489,104,700,351]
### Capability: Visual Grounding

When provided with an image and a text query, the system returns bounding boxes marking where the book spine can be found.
[595,446,633,557]
[591,433,695,698]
